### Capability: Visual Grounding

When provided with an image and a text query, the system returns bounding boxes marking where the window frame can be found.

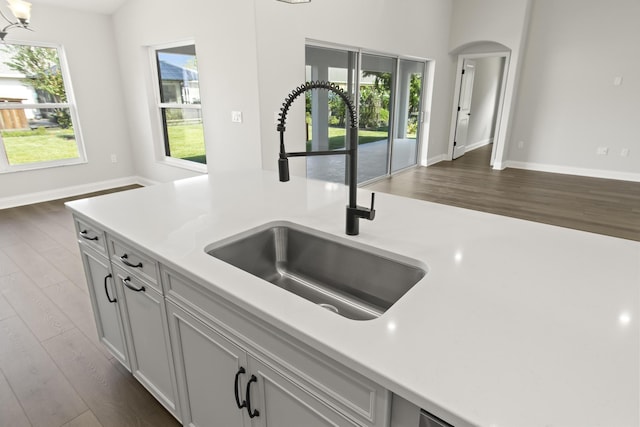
[0,40,86,173]
[148,40,207,173]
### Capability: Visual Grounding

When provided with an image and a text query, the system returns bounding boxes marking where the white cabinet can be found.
[247,356,363,427]
[168,301,365,427]
[113,265,180,419]
[163,268,390,427]
[168,302,248,427]
[74,213,393,427]
[79,245,129,368]
[74,214,180,420]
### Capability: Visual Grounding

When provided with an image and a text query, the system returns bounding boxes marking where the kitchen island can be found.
[66,170,639,427]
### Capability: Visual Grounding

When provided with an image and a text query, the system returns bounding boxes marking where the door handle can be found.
[245,374,260,418]
[122,276,145,292]
[80,230,99,241]
[103,273,116,303]
[234,367,246,409]
[120,253,143,268]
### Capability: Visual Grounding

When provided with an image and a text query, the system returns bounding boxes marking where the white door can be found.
[247,356,359,427]
[167,302,247,427]
[80,247,129,368]
[452,59,476,159]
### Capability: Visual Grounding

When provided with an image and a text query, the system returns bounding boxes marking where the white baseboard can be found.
[466,138,493,152]
[0,175,159,210]
[425,154,448,166]
[505,161,640,183]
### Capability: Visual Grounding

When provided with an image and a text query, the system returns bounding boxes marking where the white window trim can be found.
[148,39,207,174]
[0,40,87,174]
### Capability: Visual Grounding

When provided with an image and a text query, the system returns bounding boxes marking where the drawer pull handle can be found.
[104,273,117,303]
[122,276,145,292]
[234,367,246,409]
[80,230,99,241]
[245,374,260,418]
[120,254,143,269]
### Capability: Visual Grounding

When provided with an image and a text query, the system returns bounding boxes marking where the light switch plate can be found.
[232,111,243,123]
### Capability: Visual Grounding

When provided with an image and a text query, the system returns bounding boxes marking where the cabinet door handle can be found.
[103,273,117,303]
[245,374,260,418]
[234,367,247,409]
[122,276,145,292]
[120,254,143,268]
[80,230,99,241]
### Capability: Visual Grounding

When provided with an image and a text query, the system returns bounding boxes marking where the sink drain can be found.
[318,303,339,314]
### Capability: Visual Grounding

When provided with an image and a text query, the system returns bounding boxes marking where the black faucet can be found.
[277,81,375,236]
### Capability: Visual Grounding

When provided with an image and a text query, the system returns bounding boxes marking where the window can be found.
[152,43,206,167]
[305,44,425,184]
[0,42,85,172]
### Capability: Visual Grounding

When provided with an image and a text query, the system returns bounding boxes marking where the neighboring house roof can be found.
[159,61,198,82]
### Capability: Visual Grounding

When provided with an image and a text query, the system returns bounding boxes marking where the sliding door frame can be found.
[305,39,429,185]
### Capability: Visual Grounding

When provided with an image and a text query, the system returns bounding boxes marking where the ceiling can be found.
[29,0,127,15]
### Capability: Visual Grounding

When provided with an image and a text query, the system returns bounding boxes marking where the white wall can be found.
[448,0,531,167]
[254,0,455,176]
[0,4,134,203]
[467,56,505,150]
[507,0,640,180]
[112,0,262,183]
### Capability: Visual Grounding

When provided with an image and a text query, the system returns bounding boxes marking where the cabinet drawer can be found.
[162,267,390,427]
[74,216,107,255]
[108,237,160,292]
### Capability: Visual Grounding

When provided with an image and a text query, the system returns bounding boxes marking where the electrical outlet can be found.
[517,141,524,149]
[621,148,630,157]
[231,111,243,123]
[596,147,609,156]
[110,154,117,163]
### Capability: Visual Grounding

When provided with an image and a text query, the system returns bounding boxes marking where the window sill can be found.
[0,158,87,174]
[159,156,208,174]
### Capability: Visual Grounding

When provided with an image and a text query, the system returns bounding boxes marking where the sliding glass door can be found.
[305,45,356,183]
[305,44,425,184]
[357,53,396,182]
[391,59,424,173]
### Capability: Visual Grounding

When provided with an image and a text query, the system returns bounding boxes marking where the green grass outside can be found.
[2,128,78,165]
[167,123,206,164]
[306,127,390,151]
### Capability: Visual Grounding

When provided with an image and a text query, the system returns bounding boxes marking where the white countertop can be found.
[66,170,639,427]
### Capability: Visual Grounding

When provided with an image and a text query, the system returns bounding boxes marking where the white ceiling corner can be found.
[28,0,128,15]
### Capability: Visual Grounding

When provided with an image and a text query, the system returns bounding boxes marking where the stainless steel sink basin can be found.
[205,222,427,320]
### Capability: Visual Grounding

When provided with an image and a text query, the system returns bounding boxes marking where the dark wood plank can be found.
[39,245,87,289]
[0,369,31,427]
[42,328,180,427]
[62,411,103,427]
[367,145,640,241]
[0,272,75,342]
[2,243,68,288]
[0,250,20,277]
[0,316,87,427]
[43,280,114,361]
[0,295,15,321]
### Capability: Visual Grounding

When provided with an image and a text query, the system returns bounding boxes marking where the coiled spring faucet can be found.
[277,81,375,236]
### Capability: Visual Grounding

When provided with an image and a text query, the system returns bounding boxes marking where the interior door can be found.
[452,59,476,159]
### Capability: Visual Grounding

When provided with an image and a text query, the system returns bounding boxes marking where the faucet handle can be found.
[368,193,376,219]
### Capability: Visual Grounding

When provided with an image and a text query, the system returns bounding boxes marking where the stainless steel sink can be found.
[205,222,427,320]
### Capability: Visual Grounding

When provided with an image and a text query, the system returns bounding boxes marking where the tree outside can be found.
[2,44,72,128]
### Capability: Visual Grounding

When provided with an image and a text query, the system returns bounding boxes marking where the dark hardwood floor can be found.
[0,186,179,427]
[368,144,640,242]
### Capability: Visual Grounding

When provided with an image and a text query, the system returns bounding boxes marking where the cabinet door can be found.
[115,267,179,418]
[247,357,361,427]
[167,302,247,427]
[80,247,129,368]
